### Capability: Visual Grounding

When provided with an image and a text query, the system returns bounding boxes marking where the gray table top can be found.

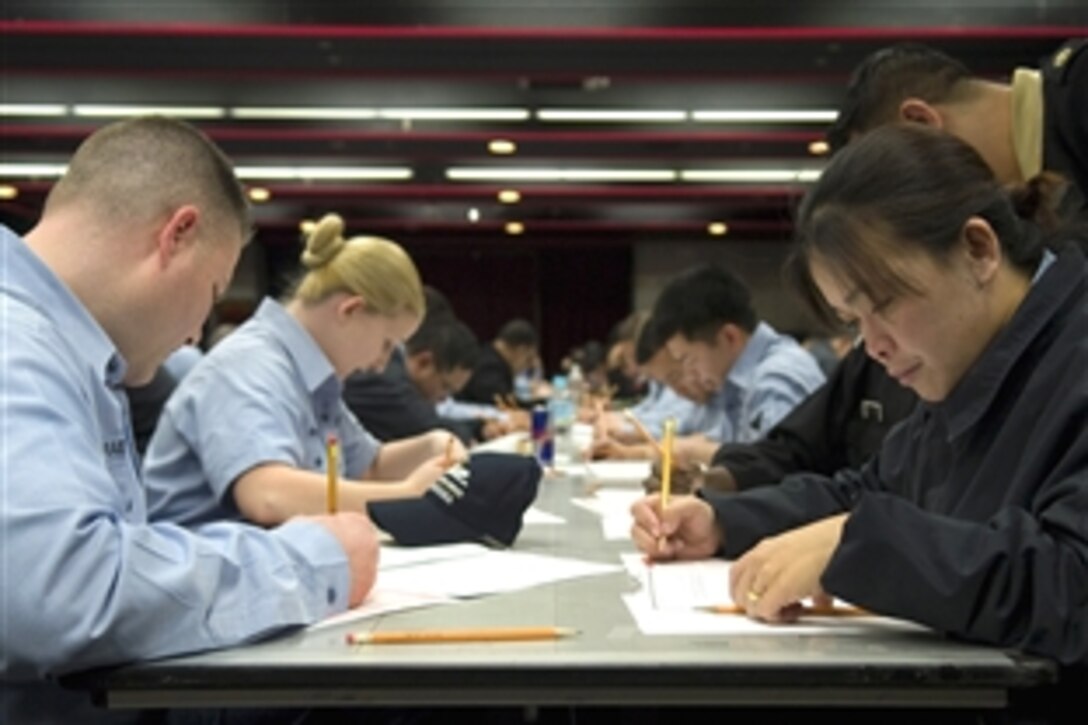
[68,470,1058,710]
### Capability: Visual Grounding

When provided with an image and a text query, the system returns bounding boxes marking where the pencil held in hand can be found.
[325,433,340,514]
[346,626,578,645]
[623,410,664,456]
[659,417,676,511]
[704,604,868,617]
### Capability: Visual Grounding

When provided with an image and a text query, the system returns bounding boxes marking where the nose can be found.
[861,316,893,363]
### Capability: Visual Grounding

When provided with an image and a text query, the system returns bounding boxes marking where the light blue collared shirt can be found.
[0,227,350,722]
[626,380,714,439]
[702,322,826,444]
[145,297,380,526]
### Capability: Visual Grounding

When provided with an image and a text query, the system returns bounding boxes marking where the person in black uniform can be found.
[632,127,1088,716]
[455,318,539,406]
[827,38,1088,221]
[343,313,482,444]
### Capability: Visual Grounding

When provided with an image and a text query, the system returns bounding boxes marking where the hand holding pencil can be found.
[629,489,720,562]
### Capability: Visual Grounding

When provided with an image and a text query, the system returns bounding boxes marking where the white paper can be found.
[585,460,652,485]
[307,587,453,632]
[376,549,620,599]
[379,542,491,571]
[522,506,565,525]
[571,489,643,541]
[620,555,927,636]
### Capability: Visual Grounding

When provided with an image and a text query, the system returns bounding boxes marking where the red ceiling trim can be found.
[1,21,1081,41]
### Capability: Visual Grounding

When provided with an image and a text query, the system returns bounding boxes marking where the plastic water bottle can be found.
[567,363,586,409]
[548,375,574,465]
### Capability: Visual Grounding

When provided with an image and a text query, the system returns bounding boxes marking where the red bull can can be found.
[531,405,553,467]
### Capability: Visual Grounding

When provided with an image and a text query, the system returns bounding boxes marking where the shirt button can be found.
[327,587,337,605]
[315,458,323,467]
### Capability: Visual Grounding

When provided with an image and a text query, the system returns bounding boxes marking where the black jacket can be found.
[1042,38,1088,221]
[711,345,917,489]
[456,344,514,406]
[343,352,478,444]
[706,244,1088,666]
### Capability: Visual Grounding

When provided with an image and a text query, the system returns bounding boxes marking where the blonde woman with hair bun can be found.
[143,213,468,530]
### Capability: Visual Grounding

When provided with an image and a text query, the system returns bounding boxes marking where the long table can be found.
[67,467,1058,713]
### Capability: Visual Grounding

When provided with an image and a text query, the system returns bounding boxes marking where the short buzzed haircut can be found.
[406,315,480,372]
[496,318,538,348]
[827,43,973,153]
[45,115,250,239]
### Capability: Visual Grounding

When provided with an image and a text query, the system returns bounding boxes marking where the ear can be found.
[898,98,944,129]
[960,216,1003,287]
[336,294,367,321]
[156,205,200,268]
[715,322,742,349]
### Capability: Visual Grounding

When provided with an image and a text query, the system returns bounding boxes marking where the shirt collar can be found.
[252,297,338,395]
[1010,67,1044,181]
[1,225,127,387]
[942,247,1076,439]
[722,321,774,396]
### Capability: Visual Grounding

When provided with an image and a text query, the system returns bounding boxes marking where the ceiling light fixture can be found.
[707,222,728,236]
[247,187,272,202]
[234,166,413,181]
[0,104,68,117]
[377,108,530,121]
[0,184,19,200]
[505,221,525,235]
[691,110,838,123]
[808,140,831,156]
[231,107,379,120]
[488,139,517,155]
[0,163,67,178]
[73,105,226,119]
[448,168,676,182]
[537,109,687,123]
[681,169,822,183]
[497,189,522,204]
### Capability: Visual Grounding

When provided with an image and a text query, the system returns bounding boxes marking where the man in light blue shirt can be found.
[652,264,826,464]
[0,117,378,723]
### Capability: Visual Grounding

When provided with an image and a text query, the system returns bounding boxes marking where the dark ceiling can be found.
[2,2,1085,248]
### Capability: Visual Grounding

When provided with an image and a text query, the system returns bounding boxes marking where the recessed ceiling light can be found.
[377,108,530,121]
[0,185,18,200]
[234,166,413,181]
[299,219,317,235]
[231,107,379,120]
[247,187,271,202]
[708,222,728,236]
[497,189,522,204]
[0,163,67,178]
[505,221,525,235]
[681,169,822,183]
[488,139,517,155]
[467,208,481,223]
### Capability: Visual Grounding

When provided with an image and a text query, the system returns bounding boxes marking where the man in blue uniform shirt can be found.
[0,116,379,723]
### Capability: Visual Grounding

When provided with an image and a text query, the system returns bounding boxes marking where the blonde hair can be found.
[293,213,425,318]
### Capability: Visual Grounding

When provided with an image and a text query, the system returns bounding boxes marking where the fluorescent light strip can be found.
[377,108,530,121]
[0,163,68,177]
[73,105,226,119]
[447,168,676,182]
[0,104,68,117]
[234,166,412,181]
[537,109,687,122]
[692,110,838,123]
[231,107,379,120]
[681,169,823,183]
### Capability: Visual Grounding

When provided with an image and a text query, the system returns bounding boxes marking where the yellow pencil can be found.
[326,433,340,514]
[660,417,675,510]
[623,409,664,456]
[346,626,579,645]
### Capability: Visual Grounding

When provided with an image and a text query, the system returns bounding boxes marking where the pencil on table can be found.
[623,410,664,456]
[346,626,579,645]
[325,433,340,514]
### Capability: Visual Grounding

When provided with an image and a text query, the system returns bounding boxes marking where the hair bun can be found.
[301,213,347,269]
[1008,172,1067,234]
